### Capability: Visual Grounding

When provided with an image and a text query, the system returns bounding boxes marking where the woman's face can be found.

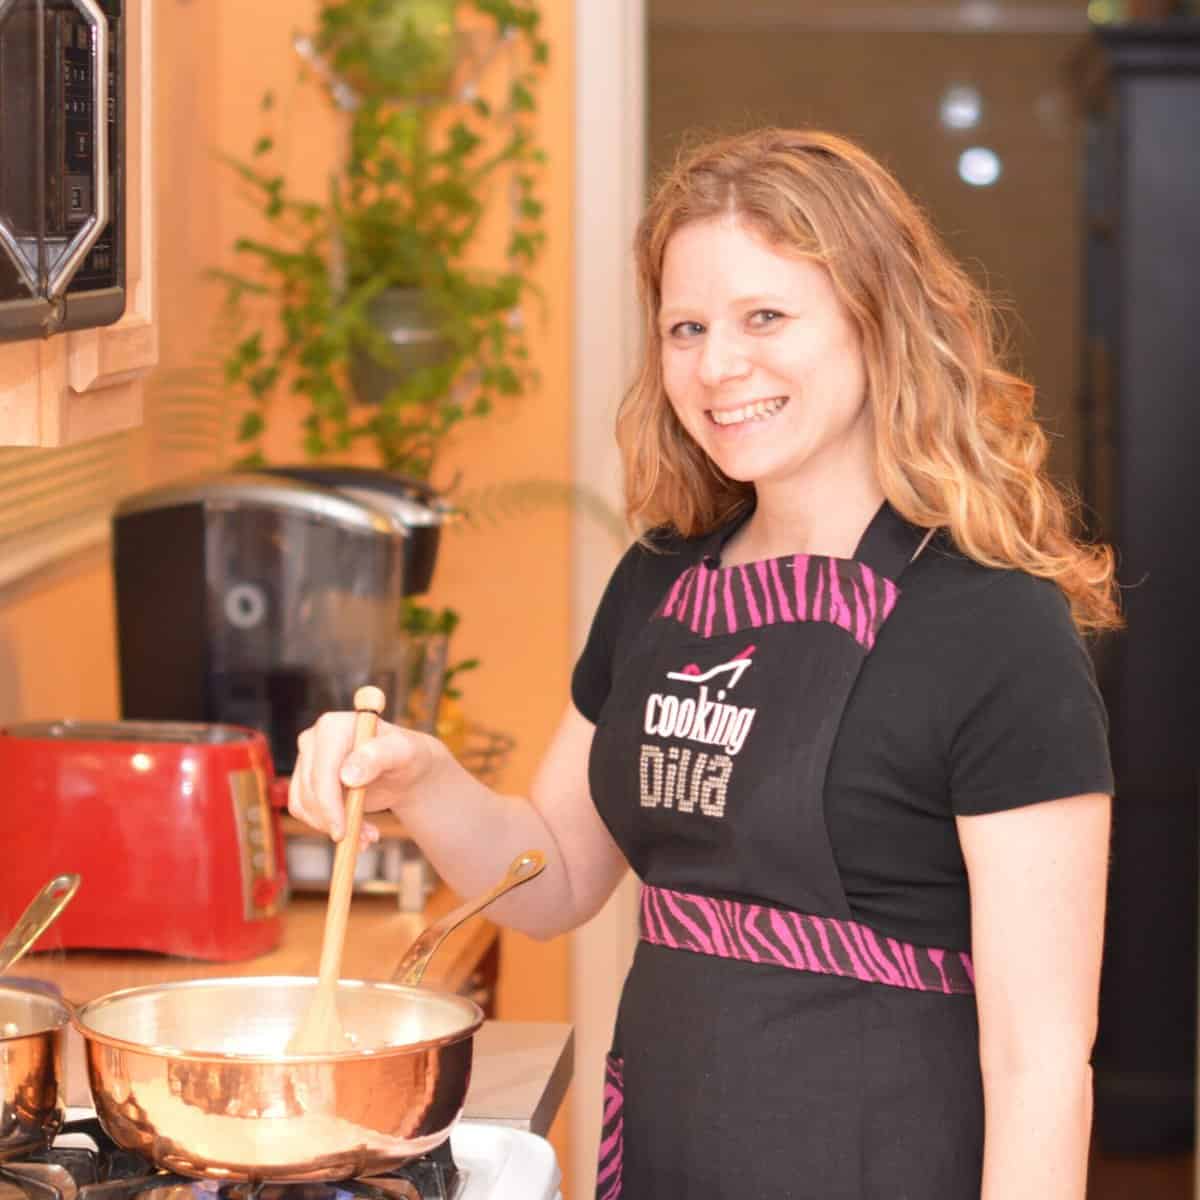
[659,216,873,499]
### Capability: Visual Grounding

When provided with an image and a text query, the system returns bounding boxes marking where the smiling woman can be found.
[581,126,1119,1198]
[286,126,1119,1200]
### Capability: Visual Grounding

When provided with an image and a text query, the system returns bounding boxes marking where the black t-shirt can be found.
[571,526,1114,950]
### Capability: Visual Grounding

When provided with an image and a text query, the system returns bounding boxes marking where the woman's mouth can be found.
[708,396,789,428]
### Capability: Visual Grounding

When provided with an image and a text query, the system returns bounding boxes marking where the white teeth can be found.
[709,397,788,427]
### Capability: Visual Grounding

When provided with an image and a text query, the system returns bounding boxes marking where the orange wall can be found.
[0,547,118,723]
[0,0,575,1177]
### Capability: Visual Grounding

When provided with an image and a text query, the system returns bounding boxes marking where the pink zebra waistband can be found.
[641,885,975,996]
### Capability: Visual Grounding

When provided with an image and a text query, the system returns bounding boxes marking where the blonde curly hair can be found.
[617,127,1120,632]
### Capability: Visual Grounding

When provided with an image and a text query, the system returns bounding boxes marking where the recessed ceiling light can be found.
[958,146,1002,187]
[940,85,983,131]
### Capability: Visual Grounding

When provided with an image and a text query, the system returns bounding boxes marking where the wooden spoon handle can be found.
[314,685,387,990]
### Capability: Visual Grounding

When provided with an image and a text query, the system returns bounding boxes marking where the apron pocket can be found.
[595,1053,625,1200]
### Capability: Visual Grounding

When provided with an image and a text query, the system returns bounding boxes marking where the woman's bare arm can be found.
[959,792,1111,1200]
[288,702,628,939]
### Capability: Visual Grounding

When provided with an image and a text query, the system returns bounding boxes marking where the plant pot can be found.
[327,0,460,100]
[349,286,455,406]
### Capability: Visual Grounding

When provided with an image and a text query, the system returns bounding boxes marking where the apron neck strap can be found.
[697,499,933,583]
[852,501,932,582]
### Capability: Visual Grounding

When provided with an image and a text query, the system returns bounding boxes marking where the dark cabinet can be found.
[1081,20,1200,1154]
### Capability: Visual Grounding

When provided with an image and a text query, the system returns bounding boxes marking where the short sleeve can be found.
[946,572,1114,816]
[571,547,635,722]
[571,532,697,723]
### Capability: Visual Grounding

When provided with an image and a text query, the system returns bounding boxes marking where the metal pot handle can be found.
[0,874,81,975]
[392,851,545,987]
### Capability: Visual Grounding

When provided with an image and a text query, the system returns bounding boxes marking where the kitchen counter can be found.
[468,1020,574,1136]
[20,888,497,1001]
[18,891,575,1134]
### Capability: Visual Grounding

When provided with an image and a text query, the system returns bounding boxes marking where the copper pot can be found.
[72,849,547,1182]
[0,985,71,1161]
[74,976,483,1182]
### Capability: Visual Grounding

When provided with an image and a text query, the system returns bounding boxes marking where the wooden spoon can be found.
[287,685,387,1054]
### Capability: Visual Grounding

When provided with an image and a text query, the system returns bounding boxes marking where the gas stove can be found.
[0,1115,560,1200]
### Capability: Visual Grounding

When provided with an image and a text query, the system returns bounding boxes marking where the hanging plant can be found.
[218,0,549,482]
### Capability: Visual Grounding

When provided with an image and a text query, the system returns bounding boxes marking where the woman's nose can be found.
[697,328,751,387]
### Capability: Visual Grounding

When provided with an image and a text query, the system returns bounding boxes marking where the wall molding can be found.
[650,1,1090,34]
[570,0,645,1193]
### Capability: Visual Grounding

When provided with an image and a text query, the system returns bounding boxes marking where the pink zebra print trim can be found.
[658,554,899,649]
[595,1054,624,1200]
[641,885,975,996]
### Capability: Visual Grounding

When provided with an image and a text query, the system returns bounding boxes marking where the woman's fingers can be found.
[288,715,353,837]
[313,713,358,839]
[287,728,322,829]
[287,713,432,842]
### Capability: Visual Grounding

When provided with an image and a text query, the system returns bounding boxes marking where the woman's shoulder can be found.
[612,524,708,589]
[903,531,1076,635]
[889,537,1112,815]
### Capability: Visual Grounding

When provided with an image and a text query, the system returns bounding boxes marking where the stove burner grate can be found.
[2,1121,461,1200]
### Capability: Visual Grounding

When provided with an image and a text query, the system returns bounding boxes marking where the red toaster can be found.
[0,720,285,961]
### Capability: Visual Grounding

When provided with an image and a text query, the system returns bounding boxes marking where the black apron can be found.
[590,503,984,1199]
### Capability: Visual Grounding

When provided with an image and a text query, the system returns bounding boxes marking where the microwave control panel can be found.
[0,0,125,339]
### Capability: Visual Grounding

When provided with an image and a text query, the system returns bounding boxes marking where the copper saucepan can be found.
[72,851,545,1182]
[0,985,73,1161]
[0,873,83,1161]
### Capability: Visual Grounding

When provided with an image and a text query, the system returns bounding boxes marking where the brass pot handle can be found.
[0,873,81,975]
[393,851,546,987]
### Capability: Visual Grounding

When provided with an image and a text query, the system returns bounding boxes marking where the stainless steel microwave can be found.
[0,0,124,342]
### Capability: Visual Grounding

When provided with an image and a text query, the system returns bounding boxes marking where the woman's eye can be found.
[667,321,704,339]
[749,310,784,328]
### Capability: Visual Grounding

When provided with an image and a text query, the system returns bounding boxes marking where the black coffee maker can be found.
[253,465,454,597]
[112,470,450,775]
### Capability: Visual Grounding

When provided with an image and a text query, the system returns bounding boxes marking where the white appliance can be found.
[453,1123,562,1200]
[59,1111,562,1200]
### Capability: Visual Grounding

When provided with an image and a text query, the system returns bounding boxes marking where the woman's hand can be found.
[287,712,446,848]
[287,702,627,939]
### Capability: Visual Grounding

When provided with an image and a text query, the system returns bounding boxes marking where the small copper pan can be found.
[73,851,545,1181]
[0,986,72,1161]
[0,874,82,1161]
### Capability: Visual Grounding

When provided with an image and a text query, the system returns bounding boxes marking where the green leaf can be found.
[253,135,274,157]
[247,365,280,397]
[446,121,482,159]
[237,411,265,440]
[507,231,540,263]
[510,81,535,113]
